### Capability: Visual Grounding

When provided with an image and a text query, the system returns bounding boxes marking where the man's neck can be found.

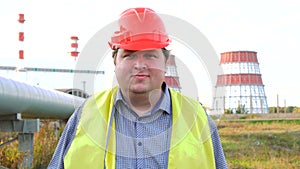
[122,89,163,116]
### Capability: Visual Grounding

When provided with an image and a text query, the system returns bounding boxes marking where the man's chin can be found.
[130,88,148,94]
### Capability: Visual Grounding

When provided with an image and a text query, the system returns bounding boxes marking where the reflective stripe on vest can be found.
[64,87,216,168]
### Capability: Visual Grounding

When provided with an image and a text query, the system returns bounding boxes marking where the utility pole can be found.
[284,99,287,113]
[82,80,86,97]
[277,94,279,113]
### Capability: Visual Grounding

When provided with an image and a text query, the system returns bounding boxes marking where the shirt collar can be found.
[114,82,171,115]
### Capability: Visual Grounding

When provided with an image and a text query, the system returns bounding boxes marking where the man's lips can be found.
[133,74,150,79]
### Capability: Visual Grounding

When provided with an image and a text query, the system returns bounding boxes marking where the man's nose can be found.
[134,55,147,69]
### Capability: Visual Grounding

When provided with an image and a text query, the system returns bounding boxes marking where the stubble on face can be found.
[115,49,166,92]
[114,49,167,113]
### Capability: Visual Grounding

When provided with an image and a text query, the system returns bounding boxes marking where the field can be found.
[218,120,300,169]
[1,114,300,168]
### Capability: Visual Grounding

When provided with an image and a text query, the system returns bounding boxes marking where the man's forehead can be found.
[118,48,162,54]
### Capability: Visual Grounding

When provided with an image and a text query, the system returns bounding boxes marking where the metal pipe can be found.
[0,76,85,119]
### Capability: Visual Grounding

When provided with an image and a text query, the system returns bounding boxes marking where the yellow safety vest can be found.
[64,87,216,168]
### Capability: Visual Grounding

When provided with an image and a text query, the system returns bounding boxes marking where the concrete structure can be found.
[56,88,89,98]
[212,51,268,114]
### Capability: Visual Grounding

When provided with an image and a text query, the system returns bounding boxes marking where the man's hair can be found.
[112,48,170,60]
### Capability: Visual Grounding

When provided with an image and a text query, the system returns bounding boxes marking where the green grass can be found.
[224,119,300,124]
[219,121,300,169]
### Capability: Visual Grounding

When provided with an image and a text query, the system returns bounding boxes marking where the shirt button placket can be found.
[136,121,144,168]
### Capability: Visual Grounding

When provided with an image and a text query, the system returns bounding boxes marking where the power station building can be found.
[212,51,269,114]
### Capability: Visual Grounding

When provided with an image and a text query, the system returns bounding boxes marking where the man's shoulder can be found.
[90,86,119,98]
[169,88,200,104]
[82,87,119,109]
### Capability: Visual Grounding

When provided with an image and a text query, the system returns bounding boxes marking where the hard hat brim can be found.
[117,40,170,51]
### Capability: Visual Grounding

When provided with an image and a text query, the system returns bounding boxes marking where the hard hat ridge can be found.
[109,7,171,50]
[121,7,151,23]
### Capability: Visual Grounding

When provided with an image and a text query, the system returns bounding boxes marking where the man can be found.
[49,7,227,169]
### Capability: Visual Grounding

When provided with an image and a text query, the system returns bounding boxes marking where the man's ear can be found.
[112,48,119,65]
[113,57,116,65]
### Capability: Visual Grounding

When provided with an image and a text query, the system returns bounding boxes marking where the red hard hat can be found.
[109,7,171,50]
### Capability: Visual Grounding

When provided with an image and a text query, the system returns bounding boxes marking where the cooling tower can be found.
[165,54,181,92]
[212,51,268,114]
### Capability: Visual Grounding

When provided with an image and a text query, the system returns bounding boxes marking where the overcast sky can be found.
[0,0,299,107]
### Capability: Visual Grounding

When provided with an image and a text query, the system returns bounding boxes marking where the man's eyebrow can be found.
[123,50,137,53]
[121,50,159,56]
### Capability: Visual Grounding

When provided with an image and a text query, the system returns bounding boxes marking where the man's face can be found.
[114,48,166,95]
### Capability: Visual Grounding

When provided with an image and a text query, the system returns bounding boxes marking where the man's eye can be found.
[123,54,135,58]
[144,54,156,58]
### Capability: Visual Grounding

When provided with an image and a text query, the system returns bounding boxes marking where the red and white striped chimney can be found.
[70,36,79,60]
[18,14,25,59]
